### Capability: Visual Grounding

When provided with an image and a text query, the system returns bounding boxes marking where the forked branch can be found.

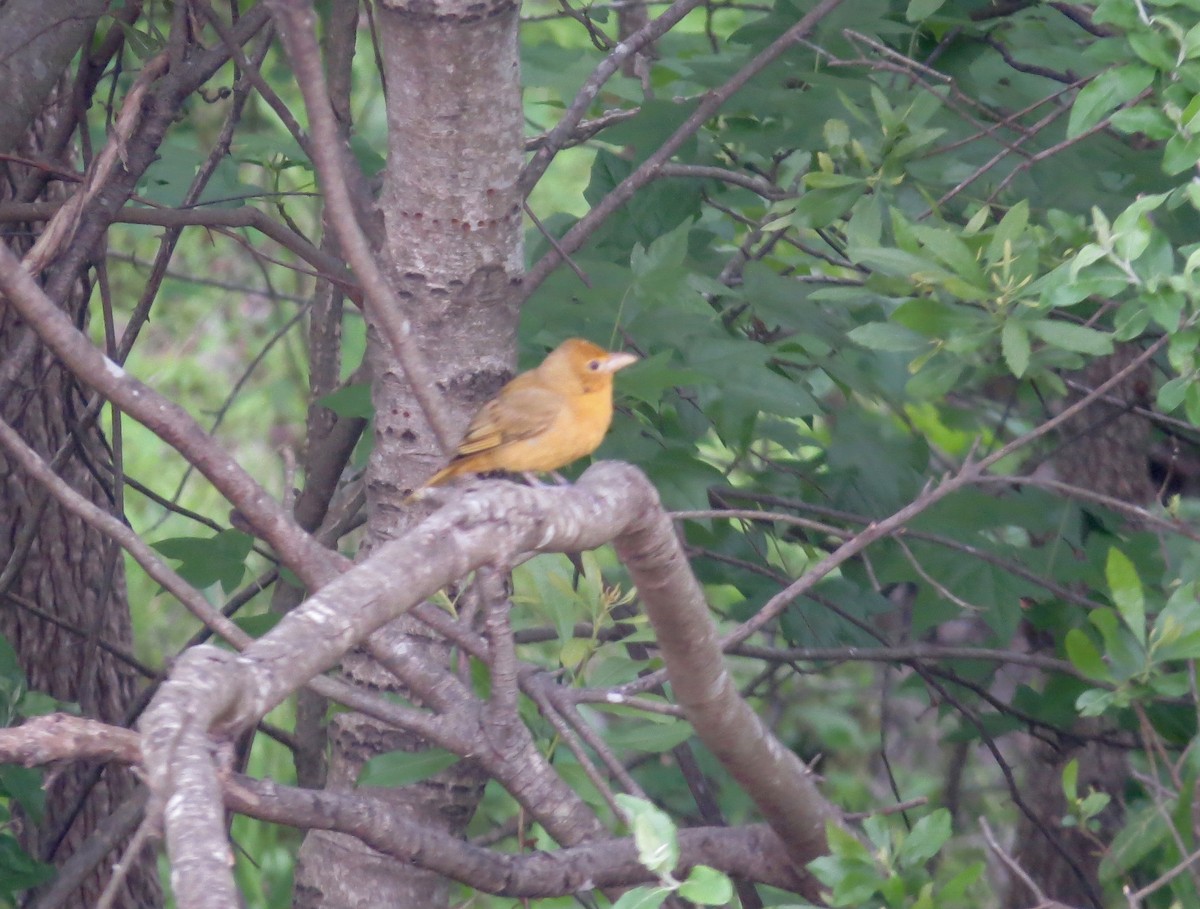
[138,463,841,908]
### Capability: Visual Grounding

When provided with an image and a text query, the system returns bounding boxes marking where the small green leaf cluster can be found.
[0,637,67,904]
[1059,758,1112,834]
[611,795,734,909]
[1066,548,1200,718]
[806,811,982,909]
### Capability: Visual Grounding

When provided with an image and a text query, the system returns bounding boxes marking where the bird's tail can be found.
[423,462,463,488]
[403,460,464,504]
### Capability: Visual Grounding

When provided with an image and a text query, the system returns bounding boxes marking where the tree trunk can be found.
[293,0,525,905]
[0,16,161,897]
[1004,346,1151,909]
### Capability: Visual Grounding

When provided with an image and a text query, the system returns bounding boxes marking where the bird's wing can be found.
[454,385,565,455]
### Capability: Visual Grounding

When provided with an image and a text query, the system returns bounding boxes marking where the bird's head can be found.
[541,338,639,393]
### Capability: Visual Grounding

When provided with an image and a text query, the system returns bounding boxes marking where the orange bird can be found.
[419,338,638,489]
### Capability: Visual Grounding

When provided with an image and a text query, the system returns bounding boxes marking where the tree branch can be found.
[265,0,459,454]
[0,240,344,590]
[522,0,848,297]
[518,0,707,194]
[0,714,809,896]
[139,464,838,906]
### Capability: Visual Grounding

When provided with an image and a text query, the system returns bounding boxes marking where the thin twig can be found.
[265,0,458,454]
[518,0,707,194]
[523,0,849,296]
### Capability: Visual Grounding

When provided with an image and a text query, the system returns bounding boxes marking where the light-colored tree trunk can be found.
[293,0,525,904]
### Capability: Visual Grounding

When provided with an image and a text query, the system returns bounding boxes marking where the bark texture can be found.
[293,0,525,905]
[139,464,836,907]
[0,25,161,903]
[1004,346,1151,909]
[0,0,108,154]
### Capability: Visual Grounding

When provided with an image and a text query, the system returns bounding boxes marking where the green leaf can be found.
[1113,299,1151,340]
[684,339,821,431]
[358,748,460,787]
[559,637,591,670]
[152,529,254,594]
[862,814,892,852]
[612,887,670,909]
[319,383,373,419]
[1164,131,1200,175]
[605,718,695,753]
[804,172,864,190]
[824,118,850,147]
[0,766,44,823]
[586,654,647,689]
[847,322,927,352]
[1158,375,1192,412]
[0,635,25,691]
[631,220,691,287]
[1186,382,1200,428]
[1111,192,1168,261]
[1079,790,1111,819]
[1106,547,1145,646]
[1090,607,1146,681]
[811,863,878,906]
[1067,65,1155,139]
[854,246,945,280]
[825,819,874,862]
[1061,757,1079,800]
[941,862,985,901]
[615,352,710,407]
[790,181,868,228]
[617,795,680,877]
[1065,629,1109,680]
[347,136,386,177]
[1128,27,1176,70]
[115,22,164,60]
[986,201,1029,266]
[1109,104,1175,139]
[1185,20,1200,60]
[910,223,985,286]
[232,612,283,640]
[0,834,55,894]
[1151,582,1200,661]
[906,0,945,20]
[194,156,254,208]
[1101,803,1171,880]
[1076,688,1115,717]
[1000,319,1031,377]
[897,809,951,868]
[1027,320,1113,356]
[677,866,734,904]
[16,691,67,718]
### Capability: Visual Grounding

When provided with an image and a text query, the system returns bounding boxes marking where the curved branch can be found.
[140,463,840,907]
[0,715,807,896]
[226,775,808,895]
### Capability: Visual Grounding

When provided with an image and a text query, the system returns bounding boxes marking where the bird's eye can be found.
[587,360,601,371]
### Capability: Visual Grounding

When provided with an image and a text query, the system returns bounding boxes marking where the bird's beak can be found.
[599,351,639,374]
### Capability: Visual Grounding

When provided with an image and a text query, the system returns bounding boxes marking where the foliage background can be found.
[4,0,1200,906]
